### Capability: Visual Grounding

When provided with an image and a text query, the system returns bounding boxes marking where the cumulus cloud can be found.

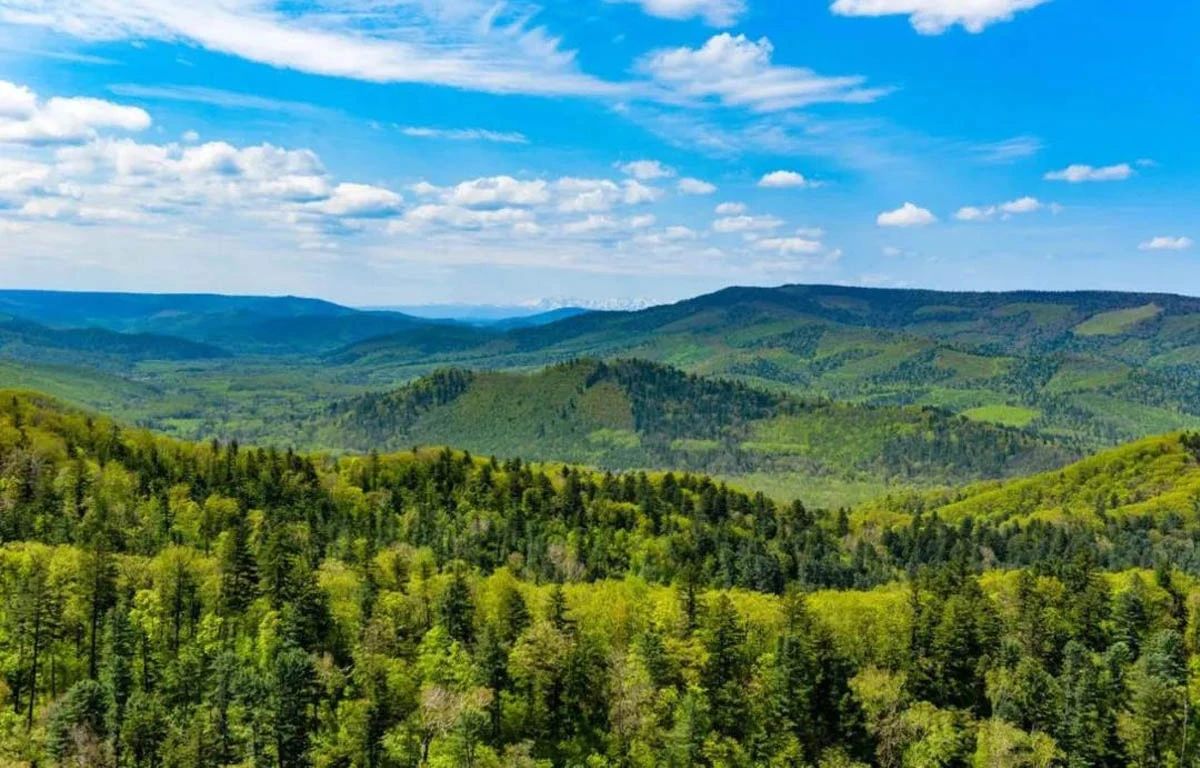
[394,204,534,233]
[677,177,716,195]
[758,170,808,188]
[607,0,746,26]
[1044,163,1133,183]
[877,202,936,227]
[1139,236,1193,251]
[313,183,402,218]
[955,196,1043,222]
[0,157,52,195]
[400,126,528,144]
[715,201,746,215]
[639,34,887,112]
[0,80,149,144]
[830,0,1050,34]
[555,178,660,211]
[617,160,675,180]
[430,176,551,208]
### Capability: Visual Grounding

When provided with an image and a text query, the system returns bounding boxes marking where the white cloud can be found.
[830,0,1050,34]
[436,176,551,207]
[639,33,887,113]
[758,170,808,188]
[664,225,698,240]
[583,179,653,207]
[562,214,617,235]
[1139,236,1193,252]
[109,83,327,117]
[715,201,746,215]
[1000,196,1042,214]
[607,0,746,26]
[677,177,716,195]
[562,214,659,236]
[1044,163,1133,183]
[955,196,1043,222]
[0,157,51,194]
[0,80,149,144]
[713,214,782,233]
[0,81,37,117]
[877,202,936,227]
[412,174,661,218]
[314,183,402,218]
[0,0,620,99]
[754,236,823,255]
[395,204,534,232]
[617,160,675,180]
[401,126,529,144]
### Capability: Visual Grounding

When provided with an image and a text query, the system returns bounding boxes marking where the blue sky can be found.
[0,0,1195,307]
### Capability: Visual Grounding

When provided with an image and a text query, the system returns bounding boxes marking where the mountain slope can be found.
[320,358,1074,504]
[331,284,1200,446]
[857,431,1200,530]
[0,315,229,363]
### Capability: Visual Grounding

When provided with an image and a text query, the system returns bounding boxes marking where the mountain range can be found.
[1,284,1199,504]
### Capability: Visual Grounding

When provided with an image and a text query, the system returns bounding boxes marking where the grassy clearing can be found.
[1073,303,1162,336]
[962,404,1040,428]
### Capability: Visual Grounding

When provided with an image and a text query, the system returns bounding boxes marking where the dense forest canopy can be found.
[0,391,1198,766]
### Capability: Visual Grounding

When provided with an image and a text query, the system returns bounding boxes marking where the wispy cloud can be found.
[971,135,1043,164]
[606,0,746,26]
[0,0,623,98]
[108,83,329,117]
[400,126,529,144]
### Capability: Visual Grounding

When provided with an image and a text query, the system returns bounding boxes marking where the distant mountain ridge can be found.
[329,283,1200,447]
[0,289,461,355]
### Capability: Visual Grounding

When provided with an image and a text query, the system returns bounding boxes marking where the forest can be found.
[0,391,1198,767]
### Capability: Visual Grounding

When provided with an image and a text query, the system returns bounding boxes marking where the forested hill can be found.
[2,390,1200,766]
[0,315,229,366]
[319,358,1073,504]
[859,431,1200,529]
[333,283,1200,447]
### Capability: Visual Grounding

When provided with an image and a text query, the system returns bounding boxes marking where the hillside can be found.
[859,431,1200,529]
[332,284,1200,446]
[319,358,1073,505]
[0,315,229,366]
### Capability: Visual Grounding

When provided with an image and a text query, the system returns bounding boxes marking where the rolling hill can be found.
[857,431,1200,530]
[0,315,229,364]
[2,283,1199,506]
[318,358,1074,505]
[330,284,1200,446]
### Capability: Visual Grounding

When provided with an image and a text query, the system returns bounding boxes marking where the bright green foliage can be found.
[0,392,1197,766]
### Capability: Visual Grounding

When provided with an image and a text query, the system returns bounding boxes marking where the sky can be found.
[0,0,1196,308]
